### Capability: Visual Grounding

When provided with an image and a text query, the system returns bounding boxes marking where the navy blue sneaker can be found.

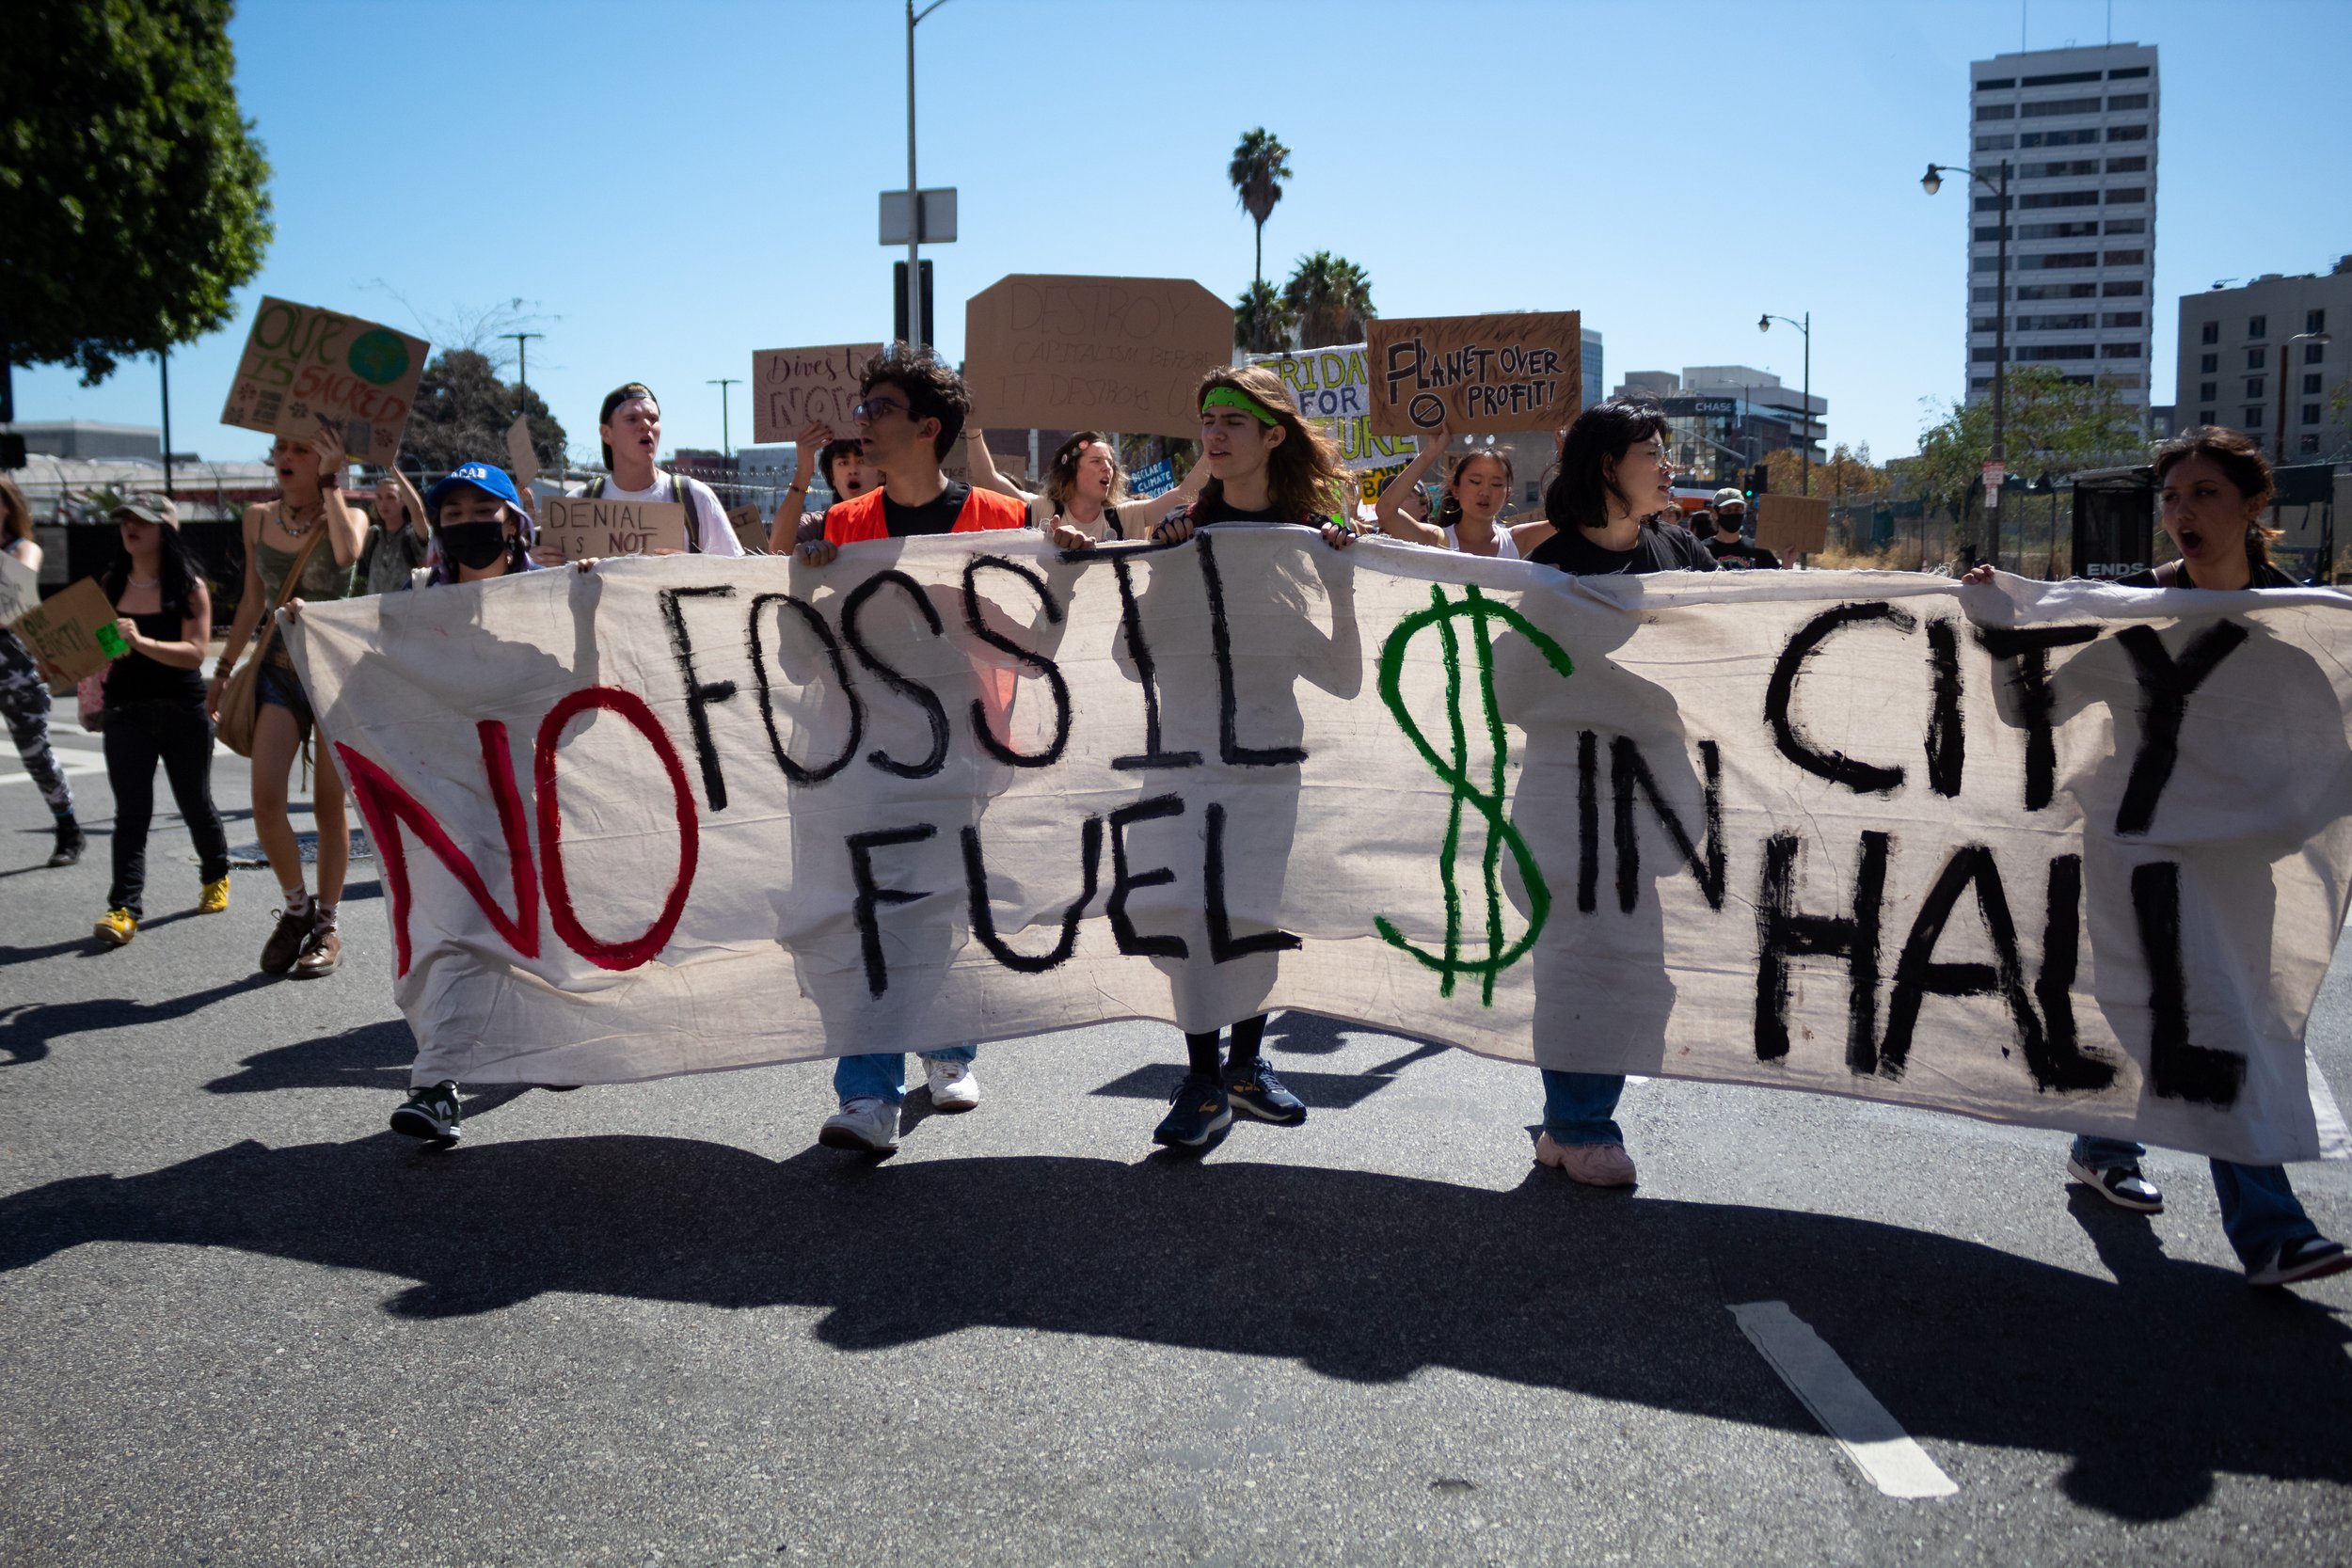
[390,1082,462,1144]
[1225,1059,1307,1125]
[1153,1074,1232,1149]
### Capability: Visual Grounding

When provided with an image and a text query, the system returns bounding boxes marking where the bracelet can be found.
[786,481,809,494]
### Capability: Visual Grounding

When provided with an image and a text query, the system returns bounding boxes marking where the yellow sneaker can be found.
[199,877,231,914]
[93,908,137,946]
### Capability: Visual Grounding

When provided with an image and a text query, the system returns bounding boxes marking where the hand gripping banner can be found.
[287,532,2352,1164]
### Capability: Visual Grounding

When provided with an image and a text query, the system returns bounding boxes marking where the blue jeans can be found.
[834,1045,977,1107]
[2072,1134,2321,1269]
[1540,1070,1626,1147]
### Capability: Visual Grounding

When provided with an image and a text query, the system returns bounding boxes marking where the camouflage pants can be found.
[0,628,74,819]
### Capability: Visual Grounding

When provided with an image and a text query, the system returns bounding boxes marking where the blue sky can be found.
[16,0,2350,467]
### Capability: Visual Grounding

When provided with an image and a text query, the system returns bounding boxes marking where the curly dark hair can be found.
[2153,425,2280,569]
[859,343,970,461]
[1544,398,1670,533]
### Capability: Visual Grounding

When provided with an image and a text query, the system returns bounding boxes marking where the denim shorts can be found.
[255,660,315,738]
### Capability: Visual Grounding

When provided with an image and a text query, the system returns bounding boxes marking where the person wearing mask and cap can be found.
[580,383,744,558]
[1702,486,1779,569]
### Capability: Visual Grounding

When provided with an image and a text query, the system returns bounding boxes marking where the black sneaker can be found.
[2066,1154,2163,1213]
[389,1082,462,1144]
[48,816,84,867]
[1152,1074,1232,1150]
[2247,1236,2352,1288]
[1225,1059,1307,1125]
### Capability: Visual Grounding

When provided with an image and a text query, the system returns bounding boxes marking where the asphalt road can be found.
[4,722,2348,1567]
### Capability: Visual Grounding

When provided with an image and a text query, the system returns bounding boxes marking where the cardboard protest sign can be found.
[12,578,125,683]
[965,275,1232,437]
[750,343,884,446]
[1365,311,1581,436]
[1248,345,1422,471]
[0,548,39,627]
[727,503,768,554]
[218,296,428,463]
[505,415,540,489]
[294,538,2352,1164]
[1755,494,1831,558]
[536,497,689,562]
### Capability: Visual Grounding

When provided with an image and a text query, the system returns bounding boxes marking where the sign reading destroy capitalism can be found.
[750,342,884,446]
[219,296,428,462]
[965,275,1233,437]
[289,539,2352,1164]
[1248,345,1422,471]
[1366,311,1581,436]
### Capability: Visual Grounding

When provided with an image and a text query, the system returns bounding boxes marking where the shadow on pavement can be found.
[0,975,278,1067]
[0,1132,2343,1521]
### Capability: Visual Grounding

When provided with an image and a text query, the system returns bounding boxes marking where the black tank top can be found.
[103,606,205,705]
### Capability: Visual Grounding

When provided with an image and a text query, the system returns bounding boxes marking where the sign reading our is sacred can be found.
[219,296,428,463]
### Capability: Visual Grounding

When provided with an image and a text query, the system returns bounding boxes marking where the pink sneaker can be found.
[1535,1132,1637,1187]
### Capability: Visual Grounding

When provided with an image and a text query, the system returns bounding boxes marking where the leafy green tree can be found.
[1228,129,1291,295]
[2,0,273,383]
[1907,369,2146,515]
[402,350,566,480]
[1233,279,1296,355]
[1282,252,1375,350]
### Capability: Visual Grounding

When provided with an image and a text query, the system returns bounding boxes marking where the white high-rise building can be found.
[1964,42,2158,414]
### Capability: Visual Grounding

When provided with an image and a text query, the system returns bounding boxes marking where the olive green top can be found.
[253,528,357,666]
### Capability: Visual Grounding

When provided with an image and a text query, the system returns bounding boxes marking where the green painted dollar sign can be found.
[1374,584,1576,1004]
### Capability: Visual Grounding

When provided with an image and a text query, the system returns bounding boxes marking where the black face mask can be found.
[437,521,510,571]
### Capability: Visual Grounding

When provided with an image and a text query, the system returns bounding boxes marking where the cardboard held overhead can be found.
[536,497,690,563]
[219,296,430,463]
[1248,344,1422,471]
[965,275,1232,438]
[12,578,126,684]
[1754,493,1831,558]
[504,415,540,489]
[1365,311,1581,436]
[750,342,885,446]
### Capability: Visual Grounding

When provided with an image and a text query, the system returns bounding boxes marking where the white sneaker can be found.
[818,1097,899,1152]
[926,1057,980,1113]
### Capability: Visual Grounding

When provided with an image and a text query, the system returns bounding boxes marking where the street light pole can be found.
[157,346,174,501]
[1923,158,2010,563]
[499,332,544,410]
[904,0,954,352]
[1757,311,1813,495]
[707,378,741,459]
[2275,331,2333,464]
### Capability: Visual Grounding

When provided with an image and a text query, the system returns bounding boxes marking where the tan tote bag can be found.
[215,523,327,759]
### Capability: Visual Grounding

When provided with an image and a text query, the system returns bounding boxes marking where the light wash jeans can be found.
[2073,1133,2322,1270]
[834,1045,977,1107]
[1540,1070,1626,1147]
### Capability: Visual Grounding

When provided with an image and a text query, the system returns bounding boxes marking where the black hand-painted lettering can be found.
[1109,554,1202,770]
[1764,602,1916,796]
[1107,794,1189,958]
[847,823,938,997]
[1880,845,2043,1081]
[1611,736,1725,912]
[2030,853,2115,1091]
[746,592,863,785]
[2113,620,2250,836]
[2131,860,2248,1105]
[961,553,1071,768]
[841,568,950,779]
[1754,831,1889,1071]
[1577,729,1599,914]
[1199,532,1308,768]
[1973,624,2101,811]
[660,585,739,811]
[1925,619,1964,799]
[960,816,1102,973]
[1205,801,1302,962]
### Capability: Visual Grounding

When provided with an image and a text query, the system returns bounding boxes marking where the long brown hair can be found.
[1042,431,1130,515]
[2153,425,2280,570]
[0,477,31,545]
[1192,364,1345,523]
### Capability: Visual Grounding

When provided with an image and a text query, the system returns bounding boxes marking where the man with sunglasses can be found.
[795,346,1025,1152]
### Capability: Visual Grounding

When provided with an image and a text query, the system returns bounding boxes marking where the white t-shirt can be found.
[1445,523,1521,561]
[588,470,743,557]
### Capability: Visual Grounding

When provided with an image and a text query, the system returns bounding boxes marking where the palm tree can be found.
[1228,128,1292,294]
[1233,279,1297,355]
[1282,252,1375,349]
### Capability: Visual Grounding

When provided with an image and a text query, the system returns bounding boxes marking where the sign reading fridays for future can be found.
[1246,345,1421,472]
[218,296,429,463]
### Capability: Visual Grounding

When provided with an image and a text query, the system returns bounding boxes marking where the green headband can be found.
[1201,386,1280,426]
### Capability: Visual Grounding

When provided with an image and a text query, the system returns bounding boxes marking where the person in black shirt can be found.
[1700,491,1780,569]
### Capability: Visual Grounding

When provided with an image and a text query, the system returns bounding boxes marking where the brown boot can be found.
[291,921,342,978]
[260,903,315,974]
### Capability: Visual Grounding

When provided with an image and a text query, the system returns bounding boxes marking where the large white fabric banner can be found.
[287,531,2352,1164]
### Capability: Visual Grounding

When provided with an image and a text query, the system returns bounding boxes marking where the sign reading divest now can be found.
[289,540,2352,1165]
[964,275,1232,437]
[536,497,689,562]
[219,296,428,462]
[750,342,883,446]
[1366,311,1581,436]
[1248,345,1421,472]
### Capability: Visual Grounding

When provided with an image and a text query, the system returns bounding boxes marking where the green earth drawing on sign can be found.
[346,330,410,386]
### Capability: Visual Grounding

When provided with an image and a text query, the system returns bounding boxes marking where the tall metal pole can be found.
[158,346,174,501]
[1990,158,2010,566]
[707,379,740,459]
[499,331,544,412]
[1800,311,1811,497]
[905,0,921,351]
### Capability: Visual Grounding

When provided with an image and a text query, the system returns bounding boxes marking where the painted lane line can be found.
[2310,1051,2350,1163]
[1728,1300,1958,1499]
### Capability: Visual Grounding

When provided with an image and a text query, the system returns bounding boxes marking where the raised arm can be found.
[1374,429,1451,547]
[770,420,831,552]
[312,418,367,568]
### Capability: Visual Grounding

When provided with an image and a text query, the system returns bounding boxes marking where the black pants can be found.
[104,698,231,919]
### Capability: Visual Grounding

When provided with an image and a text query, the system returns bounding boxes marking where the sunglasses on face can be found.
[852,397,908,421]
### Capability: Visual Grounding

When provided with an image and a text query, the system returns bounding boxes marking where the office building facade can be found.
[2175,259,2351,460]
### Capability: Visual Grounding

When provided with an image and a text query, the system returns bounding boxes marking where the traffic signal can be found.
[0,434,24,472]
[893,260,935,349]
[1746,464,1768,499]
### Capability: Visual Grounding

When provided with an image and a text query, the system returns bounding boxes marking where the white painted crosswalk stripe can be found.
[1728,1300,1958,1499]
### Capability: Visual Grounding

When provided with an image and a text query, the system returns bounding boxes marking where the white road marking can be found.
[2310,1051,2350,1163]
[1728,1300,1958,1499]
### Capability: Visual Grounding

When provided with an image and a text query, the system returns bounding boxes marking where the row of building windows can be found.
[1972,281,2144,302]
[1975,125,2147,151]
[1976,343,2145,362]
[2011,155,2150,179]
[1975,66,2149,88]
[2198,352,2328,376]
[1976,94,2149,121]
[2198,310,2328,344]
[1973,188,2146,211]
[2199,407,2333,428]
[1975,221,2145,241]
[1974,312,2146,332]
[1977,250,2145,271]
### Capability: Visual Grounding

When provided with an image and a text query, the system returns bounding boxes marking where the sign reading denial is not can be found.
[219,296,429,462]
[964,275,1233,438]
[1366,311,1581,436]
[537,498,689,562]
[750,343,883,446]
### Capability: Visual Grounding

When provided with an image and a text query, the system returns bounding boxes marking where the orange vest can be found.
[823,484,1027,545]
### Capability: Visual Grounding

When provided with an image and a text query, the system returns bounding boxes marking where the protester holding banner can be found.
[1702,490,1780,569]
[362,467,433,594]
[0,476,84,866]
[963,427,1205,546]
[1371,429,1532,561]
[87,494,233,945]
[580,383,743,557]
[207,418,367,977]
[798,345,1024,1149]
